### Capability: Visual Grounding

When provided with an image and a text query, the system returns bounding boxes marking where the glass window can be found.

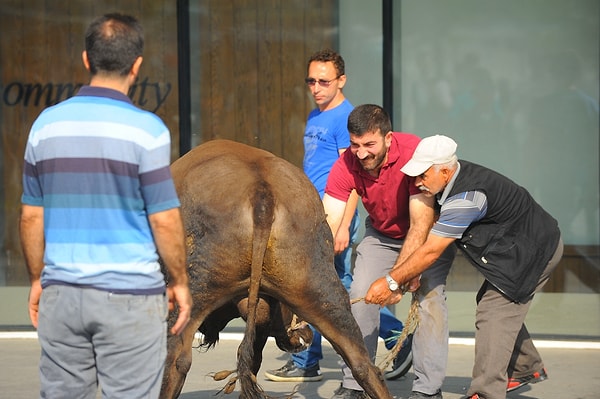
[392,0,599,338]
[395,0,599,247]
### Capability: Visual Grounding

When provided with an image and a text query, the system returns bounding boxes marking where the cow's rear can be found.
[160,140,391,399]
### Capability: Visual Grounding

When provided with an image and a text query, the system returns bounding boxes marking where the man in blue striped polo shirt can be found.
[20,13,192,398]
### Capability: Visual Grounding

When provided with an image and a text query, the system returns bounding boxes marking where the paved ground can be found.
[1,335,598,399]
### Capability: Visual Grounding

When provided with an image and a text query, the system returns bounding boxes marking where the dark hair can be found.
[85,13,144,76]
[307,49,345,77]
[347,104,392,137]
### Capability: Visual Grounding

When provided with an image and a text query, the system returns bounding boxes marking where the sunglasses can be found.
[304,76,340,88]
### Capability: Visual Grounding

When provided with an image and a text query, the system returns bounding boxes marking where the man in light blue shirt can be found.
[265,49,411,385]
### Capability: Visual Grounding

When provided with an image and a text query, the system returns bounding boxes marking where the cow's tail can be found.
[238,180,275,398]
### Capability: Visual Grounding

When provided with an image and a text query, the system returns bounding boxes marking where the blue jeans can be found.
[292,214,404,369]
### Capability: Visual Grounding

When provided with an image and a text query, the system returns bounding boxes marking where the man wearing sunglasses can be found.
[265,49,411,386]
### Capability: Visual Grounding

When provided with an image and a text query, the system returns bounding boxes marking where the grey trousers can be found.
[341,225,456,394]
[467,238,564,399]
[37,285,168,399]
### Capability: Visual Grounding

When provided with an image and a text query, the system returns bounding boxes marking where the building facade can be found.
[1,0,598,338]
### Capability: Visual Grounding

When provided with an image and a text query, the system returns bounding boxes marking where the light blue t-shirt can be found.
[22,86,179,294]
[303,99,354,198]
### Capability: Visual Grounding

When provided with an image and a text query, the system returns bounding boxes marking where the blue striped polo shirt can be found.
[22,86,180,294]
[432,163,488,239]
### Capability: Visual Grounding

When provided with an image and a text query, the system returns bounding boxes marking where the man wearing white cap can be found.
[365,134,563,399]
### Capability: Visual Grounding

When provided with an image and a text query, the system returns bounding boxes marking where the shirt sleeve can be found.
[407,175,421,197]
[334,123,350,151]
[432,190,488,238]
[324,153,354,202]
[138,123,181,214]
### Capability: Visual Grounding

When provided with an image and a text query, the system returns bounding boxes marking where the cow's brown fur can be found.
[160,140,392,399]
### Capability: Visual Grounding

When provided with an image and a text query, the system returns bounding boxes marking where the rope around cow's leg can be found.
[350,296,420,372]
[288,313,309,333]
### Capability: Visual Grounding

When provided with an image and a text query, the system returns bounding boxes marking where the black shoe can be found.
[264,359,322,382]
[331,383,369,399]
[408,390,443,399]
[506,367,548,392]
[384,333,413,380]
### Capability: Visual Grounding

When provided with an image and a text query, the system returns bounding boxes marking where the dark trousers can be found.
[468,238,564,399]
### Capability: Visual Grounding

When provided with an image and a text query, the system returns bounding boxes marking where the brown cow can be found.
[160,139,392,399]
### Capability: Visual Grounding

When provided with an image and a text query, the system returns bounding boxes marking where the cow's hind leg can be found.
[324,322,391,399]
[288,289,392,399]
[160,322,198,399]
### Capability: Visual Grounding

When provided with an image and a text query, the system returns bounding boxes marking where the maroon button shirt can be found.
[325,132,421,240]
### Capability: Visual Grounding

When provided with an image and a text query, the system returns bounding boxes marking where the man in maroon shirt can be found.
[324,104,455,399]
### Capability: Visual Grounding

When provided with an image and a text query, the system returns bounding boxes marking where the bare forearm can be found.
[150,207,192,335]
[394,193,434,266]
[149,208,188,285]
[322,194,347,237]
[365,232,454,307]
[337,190,358,234]
[19,205,45,283]
[390,245,439,285]
[400,225,429,262]
[391,233,456,285]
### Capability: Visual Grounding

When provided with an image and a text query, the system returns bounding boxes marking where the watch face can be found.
[386,275,398,291]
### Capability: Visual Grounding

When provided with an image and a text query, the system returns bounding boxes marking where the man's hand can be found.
[167,284,192,336]
[28,280,42,328]
[406,275,421,293]
[334,228,350,254]
[365,277,405,306]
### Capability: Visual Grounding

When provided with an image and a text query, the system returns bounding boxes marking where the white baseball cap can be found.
[401,135,457,176]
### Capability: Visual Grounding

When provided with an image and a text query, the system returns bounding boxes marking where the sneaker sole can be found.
[264,371,323,382]
[506,373,548,392]
[384,352,413,380]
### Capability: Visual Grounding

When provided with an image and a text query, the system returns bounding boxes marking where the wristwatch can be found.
[385,273,399,291]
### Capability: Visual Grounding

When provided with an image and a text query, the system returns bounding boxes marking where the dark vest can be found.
[449,161,561,302]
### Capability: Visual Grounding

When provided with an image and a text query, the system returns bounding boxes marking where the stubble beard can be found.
[359,152,386,173]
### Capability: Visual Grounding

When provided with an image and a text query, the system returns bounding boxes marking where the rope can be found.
[287,313,309,333]
[351,295,420,372]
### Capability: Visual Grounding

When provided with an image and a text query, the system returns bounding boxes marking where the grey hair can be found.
[432,155,458,172]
